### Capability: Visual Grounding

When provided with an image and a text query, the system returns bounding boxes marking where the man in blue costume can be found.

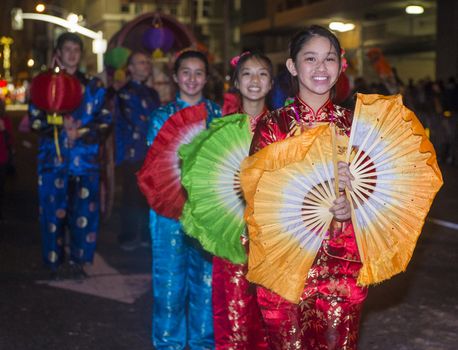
[29,32,111,279]
[114,51,160,250]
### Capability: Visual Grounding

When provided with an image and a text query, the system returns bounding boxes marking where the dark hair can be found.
[232,51,274,84]
[173,50,209,75]
[289,25,341,66]
[56,32,84,51]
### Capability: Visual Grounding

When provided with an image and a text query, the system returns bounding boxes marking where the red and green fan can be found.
[137,103,208,219]
[179,114,252,264]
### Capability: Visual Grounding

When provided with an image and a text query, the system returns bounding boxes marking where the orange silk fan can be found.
[346,94,443,285]
[241,94,443,303]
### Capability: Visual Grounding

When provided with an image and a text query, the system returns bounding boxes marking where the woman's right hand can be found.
[337,161,354,191]
[330,194,351,221]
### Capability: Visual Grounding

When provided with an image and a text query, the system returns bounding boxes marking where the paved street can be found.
[1,110,457,349]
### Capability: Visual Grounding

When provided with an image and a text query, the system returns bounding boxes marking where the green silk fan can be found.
[179,114,252,264]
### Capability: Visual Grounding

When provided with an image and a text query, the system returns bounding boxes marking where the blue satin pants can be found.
[38,172,100,269]
[150,211,214,349]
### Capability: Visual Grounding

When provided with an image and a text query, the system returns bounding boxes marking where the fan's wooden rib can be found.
[351,102,403,170]
[308,159,335,201]
[330,124,340,196]
[355,182,426,217]
[356,183,424,203]
[356,163,432,179]
[350,101,400,169]
[303,214,332,228]
[349,189,395,253]
[357,178,437,190]
[351,123,383,170]
[357,180,432,202]
[283,166,319,201]
[352,184,419,231]
[258,187,302,204]
[293,169,335,206]
[309,137,334,193]
[350,185,417,255]
[354,130,419,174]
[348,190,386,252]
[346,97,363,160]
[353,140,425,177]
[301,205,330,213]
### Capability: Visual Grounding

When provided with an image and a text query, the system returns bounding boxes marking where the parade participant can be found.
[212,51,272,349]
[29,32,111,279]
[248,25,367,349]
[0,98,13,223]
[114,51,160,250]
[145,50,221,349]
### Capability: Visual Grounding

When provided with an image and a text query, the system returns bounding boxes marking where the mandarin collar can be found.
[176,93,205,108]
[240,106,269,132]
[293,95,335,125]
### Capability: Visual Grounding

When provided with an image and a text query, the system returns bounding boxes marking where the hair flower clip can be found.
[230,51,251,68]
[341,48,348,73]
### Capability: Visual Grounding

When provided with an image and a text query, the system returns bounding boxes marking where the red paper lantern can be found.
[30,68,83,113]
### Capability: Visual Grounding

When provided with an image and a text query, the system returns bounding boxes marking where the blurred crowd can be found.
[345,75,458,165]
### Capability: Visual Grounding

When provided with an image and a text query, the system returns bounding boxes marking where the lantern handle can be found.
[50,54,65,72]
[151,12,164,28]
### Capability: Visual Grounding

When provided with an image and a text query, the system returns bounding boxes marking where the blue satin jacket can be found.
[114,80,160,165]
[29,72,111,175]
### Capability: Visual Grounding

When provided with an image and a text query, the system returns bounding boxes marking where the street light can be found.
[35,3,84,25]
[329,22,355,32]
[405,5,424,14]
[35,4,45,13]
[12,8,106,72]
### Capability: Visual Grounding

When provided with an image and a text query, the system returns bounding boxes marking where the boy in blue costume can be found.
[29,32,111,279]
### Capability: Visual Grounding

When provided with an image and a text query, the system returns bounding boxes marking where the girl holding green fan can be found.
[179,52,273,349]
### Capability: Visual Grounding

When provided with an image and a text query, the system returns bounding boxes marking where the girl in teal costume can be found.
[146,50,221,349]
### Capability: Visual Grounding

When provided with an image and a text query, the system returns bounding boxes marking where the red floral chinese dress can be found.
[212,107,270,350]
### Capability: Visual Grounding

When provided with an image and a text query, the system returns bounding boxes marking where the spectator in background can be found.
[0,98,13,223]
[271,66,293,109]
[114,51,160,250]
[440,77,458,164]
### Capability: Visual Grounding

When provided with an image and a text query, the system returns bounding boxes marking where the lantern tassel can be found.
[47,113,63,162]
[53,125,62,162]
